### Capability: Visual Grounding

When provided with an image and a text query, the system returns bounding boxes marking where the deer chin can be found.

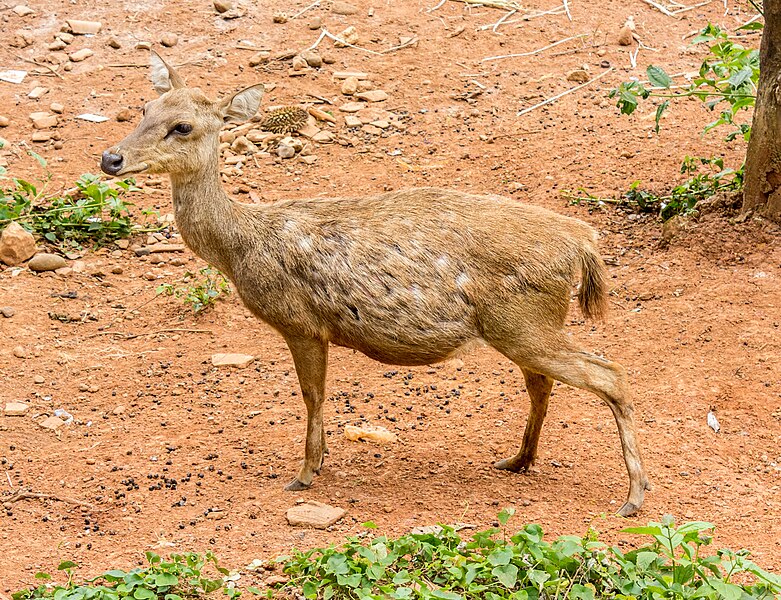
[116,162,149,176]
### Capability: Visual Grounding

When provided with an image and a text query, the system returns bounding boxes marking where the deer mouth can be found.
[116,162,149,176]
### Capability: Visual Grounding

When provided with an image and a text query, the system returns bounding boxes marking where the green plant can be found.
[278,514,781,600]
[610,23,760,138]
[567,155,744,219]
[13,552,234,600]
[0,144,150,248]
[157,267,231,313]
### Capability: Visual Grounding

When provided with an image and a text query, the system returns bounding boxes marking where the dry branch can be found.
[517,67,614,117]
[482,33,588,62]
[6,490,94,510]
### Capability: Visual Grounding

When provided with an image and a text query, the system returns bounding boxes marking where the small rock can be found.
[362,124,383,136]
[31,132,52,142]
[160,33,179,48]
[31,113,58,129]
[0,307,15,318]
[339,102,364,113]
[312,130,335,143]
[291,55,308,71]
[265,575,288,586]
[48,39,67,51]
[0,222,37,266]
[617,17,635,46]
[297,123,320,138]
[69,48,94,62]
[28,253,67,272]
[66,19,102,35]
[332,1,358,14]
[356,90,388,102]
[4,402,30,416]
[13,5,36,16]
[136,41,152,51]
[13,346,27,359]
[286,500,346,529]
[142,272,157,281]
[0,116,9,127]
[33,375,45,384]
[113,405,126,415]
[50,102,64,114]
[308,16,322,29]
[58,32,74,44]
[300,49,322,68]
[28,86,49,99]
[273,12,288,23]
[40,416,65,431]
[334,26,359,47]
[300,155,318,165]
[249,51,270,67]
[567,69,590,83]
[231,136,258,154]
[107,37,121,49]
[211,353,255,368]
[277,143,296,159]
[213,0,232,13]
[344,115,361,127]
[116,108,134,122]
[344,424,397,443]
[341,76,359,96]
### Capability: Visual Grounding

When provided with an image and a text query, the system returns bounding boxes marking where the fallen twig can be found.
[453,0,525,9]
[426,0,447,12]
[382,36,419,53]
[562,0,572,21]
[307,28,384,55]
[490,9,517,33]
[482,33,588,62]
[86,328,212,340]
[517,67,614,117]
[6,490,94,511]
[13,54,64,79]
[641,0,676,15]
[291,0,320,19]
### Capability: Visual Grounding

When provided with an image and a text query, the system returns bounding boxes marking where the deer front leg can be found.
[283,335,329,492]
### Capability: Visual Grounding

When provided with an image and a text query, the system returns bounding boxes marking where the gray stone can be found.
[355,90,388,103]
[286,500,346,528]
[40,416,65,431]
[28,253,67,272]
[300,50,322,68]
[0,222,36,266]
[211,353,255,368]
[1,307,15,318]
[277,143,296,159]
[331,1,358,15]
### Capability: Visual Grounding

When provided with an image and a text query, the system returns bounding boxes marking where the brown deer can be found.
[101,52,650,516]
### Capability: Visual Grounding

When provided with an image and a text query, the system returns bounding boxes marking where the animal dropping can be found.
[100,52,651,517]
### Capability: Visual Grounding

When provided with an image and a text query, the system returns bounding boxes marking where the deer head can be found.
[101,52,264,178]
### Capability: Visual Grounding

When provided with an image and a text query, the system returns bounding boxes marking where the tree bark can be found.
[743,1,781,221]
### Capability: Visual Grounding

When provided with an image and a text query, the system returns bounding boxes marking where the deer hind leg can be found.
[283,335,329,491]
[495,370,554,473]
[490,331,649,517]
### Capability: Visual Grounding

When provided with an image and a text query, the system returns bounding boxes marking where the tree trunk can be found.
[742,1,781,222]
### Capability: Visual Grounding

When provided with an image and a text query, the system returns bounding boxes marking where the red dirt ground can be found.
[1,0,779,592]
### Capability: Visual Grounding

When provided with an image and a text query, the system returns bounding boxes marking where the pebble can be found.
[59,32,74,44]
[249,51,270,67]
[566,69,590,83]
[300,49,322,68]
[116,108,133,122]
[107,37,121,49]
[332,1,358,14]
[31,113,58,129]
[160,33,178,47]
[48,39,67,51]
[4,402,29,417]
[40,416,65,431]
[136,41,152,51]
[0,116,9,127]
[142,272,157,281]
[341,76,359,96]
[213,0,232,13]
[66,19,102,35]
[31,132,52,142]
[28,253,67,272]
[69,48,94,62]
[50,102,64,114]
[339,102,364,113]
[356,90,388,102]
[273,12,288,23]
[0,307,15,318]
[113,405,126,415]
[0,222,37,266]
[211,353,255,368]
[12,346,27,359]
[286,500,346,529]
[332,71,369,80]
[308,16,322,29]
[13,5,36,16]
[334,26,359,47]
[28,86,48,99]
[277,143,296,159]
[312,131,335,143]
[300,155,317,165]
[231,136,258,154]
[291,55,308,71]
[344,115,361,127]
[33,375,45,384]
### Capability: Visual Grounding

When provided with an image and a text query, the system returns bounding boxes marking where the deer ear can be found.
[150,51,185,94]
[219,84,265,123]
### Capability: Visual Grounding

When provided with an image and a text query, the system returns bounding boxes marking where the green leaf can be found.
[133,588,156,600]
[58,561,79,571]
[654,100,670,134]
[487,547,513,566]
[430,590,463,600]
[492,564,518,589]
[302,581,318,599]
[362,521,378,529]
[497,507,516,526]
[34,573,52,580]
[647,65,673,88]
[154,573,178,587]
[527,569,550,588]
[727,66,754,89]
[709,579,744,600]
[621,525,663,536]
[569,584,595,600]
[636,551,659,571]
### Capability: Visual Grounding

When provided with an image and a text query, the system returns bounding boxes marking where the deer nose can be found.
[101,151,124,175]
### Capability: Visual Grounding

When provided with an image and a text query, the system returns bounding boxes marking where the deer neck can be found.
[169,159,244,276]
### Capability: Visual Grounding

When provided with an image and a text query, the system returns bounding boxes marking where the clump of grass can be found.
[157,266,231,313]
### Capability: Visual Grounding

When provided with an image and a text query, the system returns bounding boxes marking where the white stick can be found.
[292,0,320,19]
[671,0,713,14]
[482,33,587,61]
[491,9,517,32]
[323,30,385,55]
[641,0,676,16]
[562,0,572,21]
[517,67,614,117]
[629,46,639,68]
[427,0,447,12]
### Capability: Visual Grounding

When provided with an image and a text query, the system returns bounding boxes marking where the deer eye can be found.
[172,123,193,135]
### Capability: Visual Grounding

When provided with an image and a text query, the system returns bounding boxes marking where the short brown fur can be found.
[100,53,649,516]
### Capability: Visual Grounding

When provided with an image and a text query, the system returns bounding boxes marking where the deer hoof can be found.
[616,501,641,517]
[284,478,311,492]
[493,457,530,473]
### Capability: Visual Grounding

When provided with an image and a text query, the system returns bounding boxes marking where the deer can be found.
[100,52,650,517]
